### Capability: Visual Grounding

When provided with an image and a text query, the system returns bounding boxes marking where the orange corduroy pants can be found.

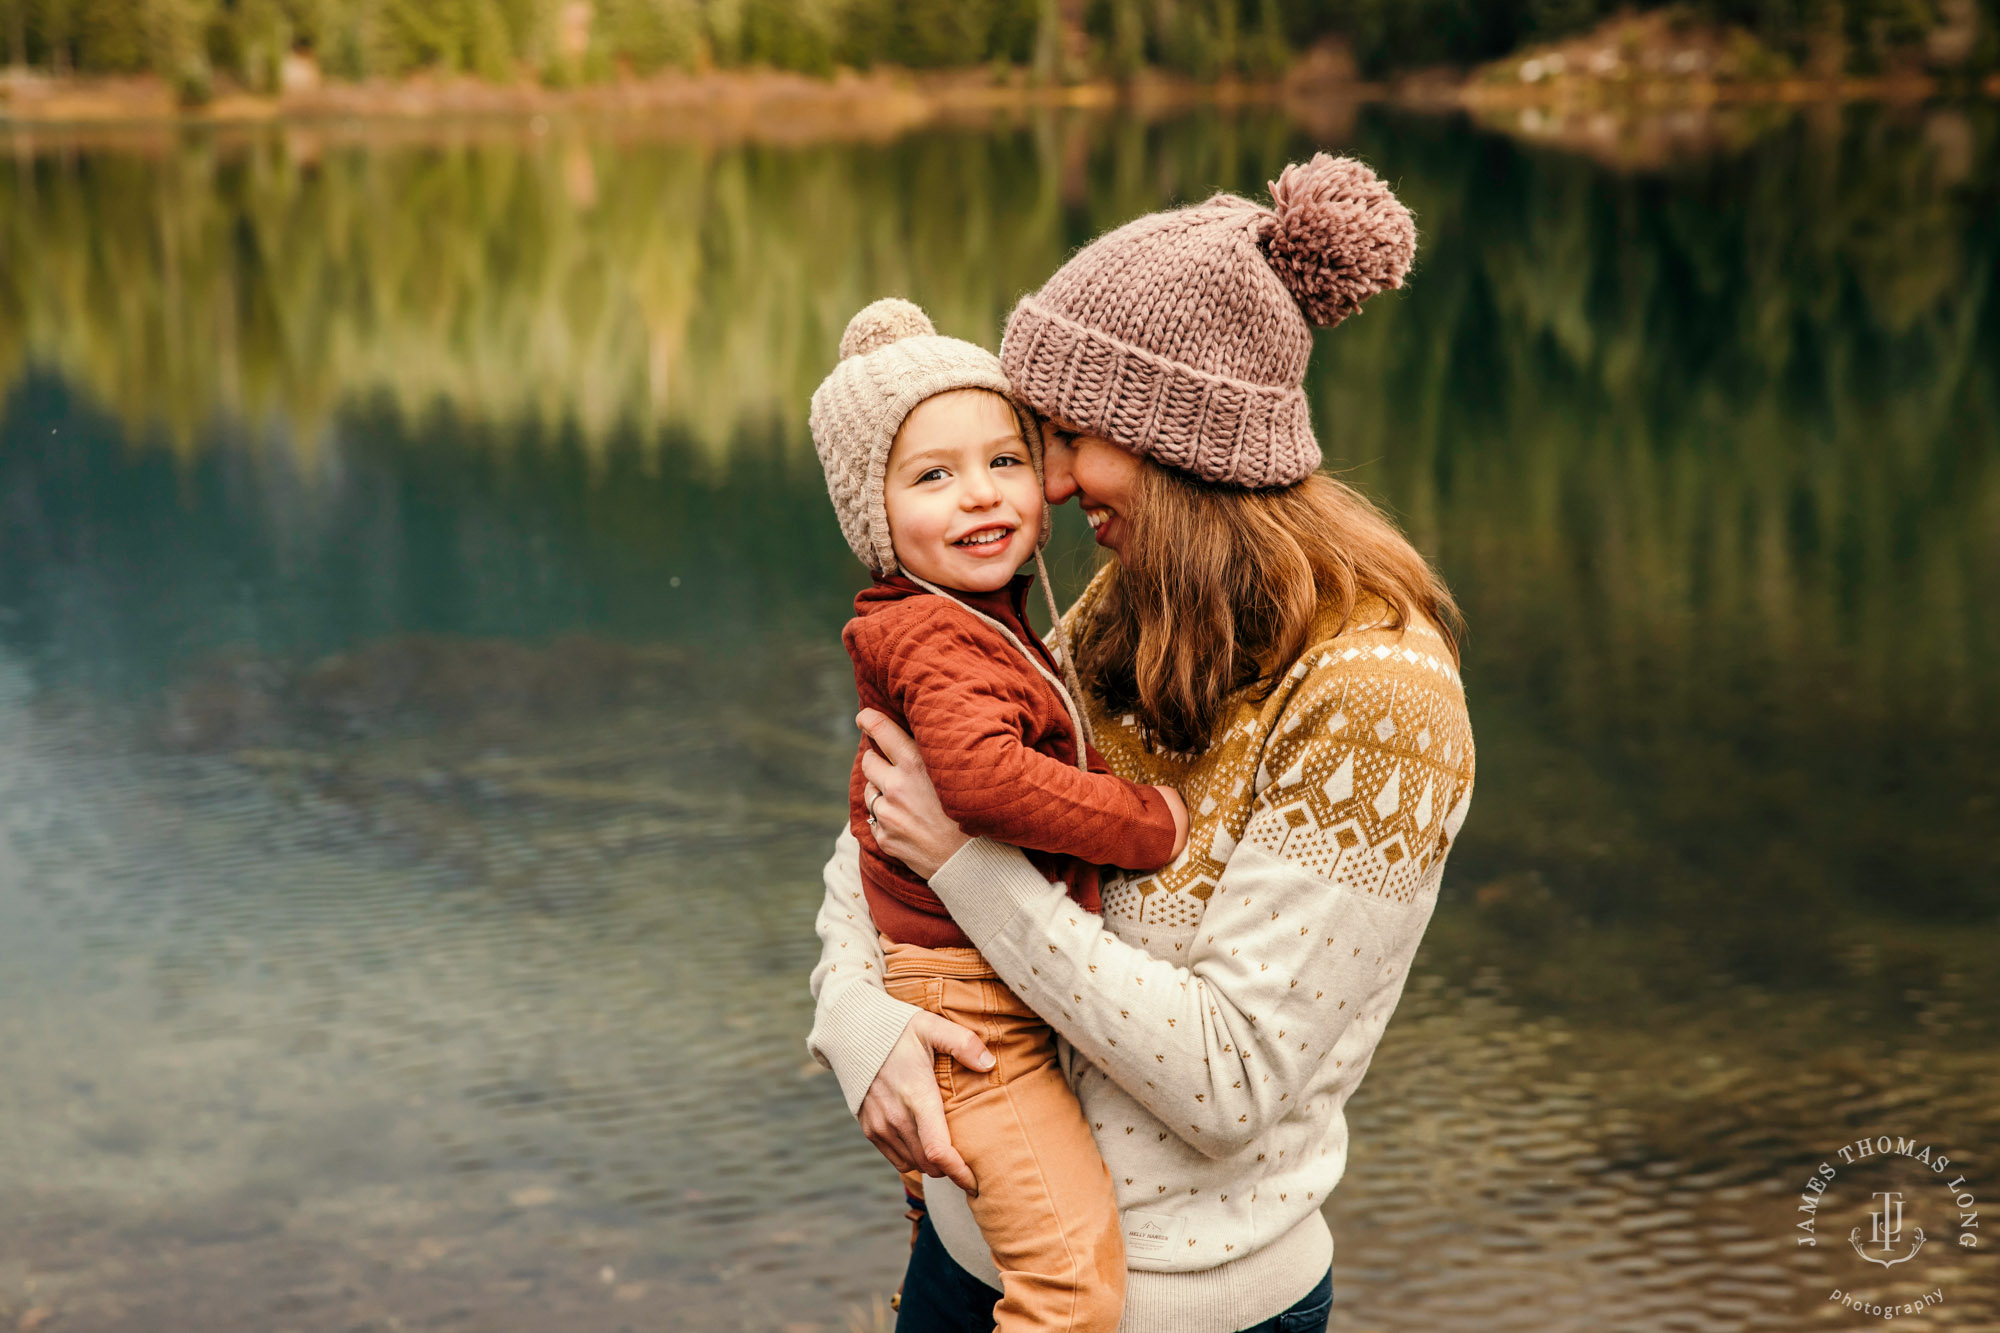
[881,935,1126,1332]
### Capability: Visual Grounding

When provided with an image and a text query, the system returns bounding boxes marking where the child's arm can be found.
[882,614,1184,872]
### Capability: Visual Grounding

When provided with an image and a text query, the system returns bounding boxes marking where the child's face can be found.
[882,389,1041,592]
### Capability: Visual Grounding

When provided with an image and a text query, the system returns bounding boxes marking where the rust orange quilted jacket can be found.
[843,572,1179,948]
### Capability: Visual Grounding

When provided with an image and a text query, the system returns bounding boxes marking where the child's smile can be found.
[951,523,1016,553]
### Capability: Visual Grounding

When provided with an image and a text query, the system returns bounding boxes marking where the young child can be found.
[810,298,1190,1331]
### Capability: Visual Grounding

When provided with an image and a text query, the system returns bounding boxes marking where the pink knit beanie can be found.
[1000,153,1416,489]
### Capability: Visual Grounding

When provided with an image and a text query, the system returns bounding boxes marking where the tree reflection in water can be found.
[0,104,1994,1330]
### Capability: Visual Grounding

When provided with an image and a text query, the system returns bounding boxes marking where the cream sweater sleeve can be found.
[928,676,1448,1159]
[928,838,1397,1158]
[805,824,923,1116]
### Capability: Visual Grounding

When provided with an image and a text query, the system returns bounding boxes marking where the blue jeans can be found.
[895,1212,1334,1333]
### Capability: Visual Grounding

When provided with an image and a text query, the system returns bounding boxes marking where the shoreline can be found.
[3,60,1993,133]
[1,62,1992,170]
[1410,70,1996,168]
[0,65,1310,134]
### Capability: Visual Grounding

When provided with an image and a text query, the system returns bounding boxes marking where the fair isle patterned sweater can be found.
[807,568,1475,1333]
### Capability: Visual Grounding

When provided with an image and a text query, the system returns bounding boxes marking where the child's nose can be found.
[961,471,1001,506]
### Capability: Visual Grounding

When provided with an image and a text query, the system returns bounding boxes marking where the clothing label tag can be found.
[1123,1210,1186,1264]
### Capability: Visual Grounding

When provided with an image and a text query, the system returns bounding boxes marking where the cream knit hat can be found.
[1000,153,1417,489]
[810,298,1047,577]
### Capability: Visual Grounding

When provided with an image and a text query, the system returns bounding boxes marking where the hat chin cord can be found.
[900,548,1099,768]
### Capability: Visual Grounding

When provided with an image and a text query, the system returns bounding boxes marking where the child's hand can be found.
[1154,785,1190,860]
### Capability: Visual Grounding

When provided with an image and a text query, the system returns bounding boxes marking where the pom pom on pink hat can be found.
[1260,153,1417,328]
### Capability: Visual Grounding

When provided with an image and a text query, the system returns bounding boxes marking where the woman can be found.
[807,154,1476,1332]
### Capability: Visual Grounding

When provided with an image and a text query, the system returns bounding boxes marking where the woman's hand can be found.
[857,707,970,879]
[859,1012,994,1194]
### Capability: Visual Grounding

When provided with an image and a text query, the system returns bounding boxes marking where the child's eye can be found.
[916,467,948,483]
[991,454,1024,468]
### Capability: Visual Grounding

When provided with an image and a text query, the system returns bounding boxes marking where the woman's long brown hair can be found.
[1074,464,1462,755]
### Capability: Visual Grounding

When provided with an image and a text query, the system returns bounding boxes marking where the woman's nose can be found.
[1043,445,1078,504]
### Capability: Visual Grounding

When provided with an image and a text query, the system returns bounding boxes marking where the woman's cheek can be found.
[1090,451,1143,513]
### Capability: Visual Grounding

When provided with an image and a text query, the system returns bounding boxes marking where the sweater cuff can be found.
[928,836,1065,950]
[812,981,923,1117]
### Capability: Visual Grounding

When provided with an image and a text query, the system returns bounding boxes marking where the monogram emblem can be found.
[1848,1191,1925,1268]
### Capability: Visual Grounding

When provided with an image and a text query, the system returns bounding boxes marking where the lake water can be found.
[1,103,1995,1332]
